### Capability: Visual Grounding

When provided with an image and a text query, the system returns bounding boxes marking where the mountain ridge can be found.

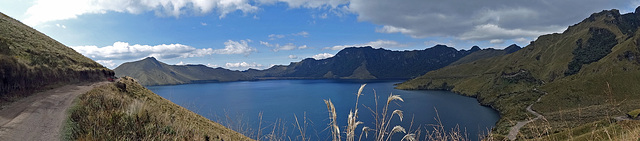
[115,45,520,86]
[396,8,640,139]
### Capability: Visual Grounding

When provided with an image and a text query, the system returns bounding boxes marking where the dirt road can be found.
[0,81,109,141]
[507,89,546,140]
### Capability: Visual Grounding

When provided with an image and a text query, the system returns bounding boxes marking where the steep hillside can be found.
[65,77,252,140]
[0,12,112,104]
[397,8,640,139]
[114,57,253,86]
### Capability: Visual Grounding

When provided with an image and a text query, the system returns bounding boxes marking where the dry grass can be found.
[64,77,252,141]
[323,84,470,141]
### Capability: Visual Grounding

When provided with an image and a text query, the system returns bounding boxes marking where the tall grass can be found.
[324,84,466,141]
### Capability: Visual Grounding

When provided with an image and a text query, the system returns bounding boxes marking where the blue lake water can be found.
[147,79,499,140]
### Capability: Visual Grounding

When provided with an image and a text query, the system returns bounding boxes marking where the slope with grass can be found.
[397,8,640,140]
[114,57,254,86]
[65,77,253,140]
[0,12,113,105]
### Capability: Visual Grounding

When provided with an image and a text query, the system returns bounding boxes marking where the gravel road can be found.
[0,81,109,141]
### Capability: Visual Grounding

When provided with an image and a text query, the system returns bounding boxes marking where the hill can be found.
[117,45,488,85]
[65,77,252,140]
[396,8,640,139]
[114,57,254,85]
[449,44,520,66]
[0,12,113,105]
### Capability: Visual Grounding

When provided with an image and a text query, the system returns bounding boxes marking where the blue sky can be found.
[1,0,638,70]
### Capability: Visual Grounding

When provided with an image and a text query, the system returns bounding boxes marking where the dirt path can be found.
[507,89,546,141]
[0,81,109,141]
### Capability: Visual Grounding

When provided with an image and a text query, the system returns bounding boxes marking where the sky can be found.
[0,0,638,70]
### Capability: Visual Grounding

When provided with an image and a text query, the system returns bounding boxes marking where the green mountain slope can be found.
[396,8,640,139]
[0,12,113,104]
[114,57,253,85]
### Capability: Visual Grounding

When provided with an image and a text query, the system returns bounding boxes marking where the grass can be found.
[323,84,471,141]
[64,77,252,141]
[0,12,112,106]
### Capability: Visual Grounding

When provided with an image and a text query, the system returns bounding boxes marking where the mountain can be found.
[117,45,490,85]
[261,45,479,79]
[449,45,521,66]
[396,8,640,139]
[114,57,254,85]
[0,12,113,104]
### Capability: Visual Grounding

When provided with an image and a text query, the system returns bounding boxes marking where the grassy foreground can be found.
[64,77,252,141]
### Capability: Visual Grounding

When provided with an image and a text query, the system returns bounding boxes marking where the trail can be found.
[507,89,546,141]
[0,81,110,141]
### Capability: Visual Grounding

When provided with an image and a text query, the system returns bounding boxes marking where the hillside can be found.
[65,77,252,140]
[114,57,253,85]
[0,12,112,105]
[117,45,486,85]
[449,44,521,66]
[396,8,640,139]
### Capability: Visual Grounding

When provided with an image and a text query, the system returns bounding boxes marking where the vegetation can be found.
[449,45,520,66]
[321,84,476,141]
[396,8,640,139]
[64,77,251,140]
[0,12,112,106]
[565,28,617,76]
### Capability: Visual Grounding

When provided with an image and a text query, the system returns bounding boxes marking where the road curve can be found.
[0,81,109,141]
[507,90,546,141]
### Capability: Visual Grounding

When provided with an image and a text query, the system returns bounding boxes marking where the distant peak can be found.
[144,57,157,61]
[432,44,449,48]
[470,46,481,52]
[504,44,522,54]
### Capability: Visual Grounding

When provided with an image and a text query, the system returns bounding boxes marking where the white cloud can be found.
[274,43,296,51]
[214,40,257,55]
[311,53,334,60]
[55,24,66,29]
[489,39,505,44]
[268,34,285,40]
[24,0,259,26]
[225,62,263,70]
[349,0,628,41]
[288,55,298,59]
[95,60,115,68]
[71,41,214,60]
[261,41,308,51]
[323,39,407,50]
[206,63,220,68]
[200,22,207,26]
[292,31,309,37]
[71,40,255,60]
[256,0,349,9]
[459,24,559,41]
[267,31,310,40]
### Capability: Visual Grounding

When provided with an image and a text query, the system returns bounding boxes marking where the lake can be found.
[147,79,499,140]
